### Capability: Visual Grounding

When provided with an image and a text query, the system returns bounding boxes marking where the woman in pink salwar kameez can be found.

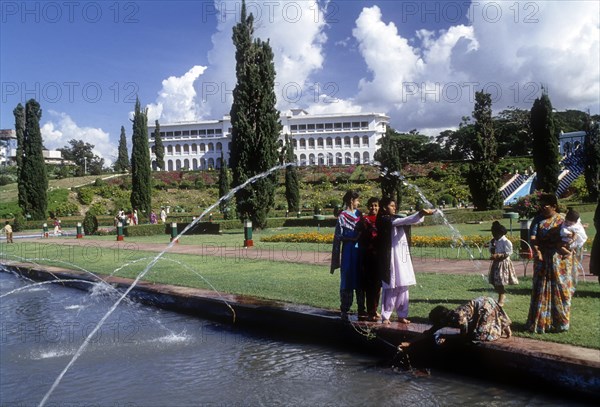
[376,197,435,324]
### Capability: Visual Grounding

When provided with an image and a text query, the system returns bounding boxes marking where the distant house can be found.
[0,129,74,166]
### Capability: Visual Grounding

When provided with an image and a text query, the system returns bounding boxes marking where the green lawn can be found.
[2,241,598,350]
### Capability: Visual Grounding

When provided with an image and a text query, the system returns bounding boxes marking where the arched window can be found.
[300,139,306,149]
[308,138,315,149]
[183,144,189,154]
[326,137,333,148]
[354,152,360,164]
[363,152,370,164]
[335,137,342,148]
[344,137,351,147]
[318,153,324,165]
[344,152,352,164]
[208,158,215,169]
[200,158,206,169]
[300,154,307,166]
[362,136,369,146]
[167,160,173,171]
[293,139,298,148]
[208,143,214,152]
[353,136,360,147]
[151,160,157,171]
[309,154,315,165]
[327,153,334,166]
[176,159,182,170]
[193,158,198,170]
[191,144,198,154]
[175,144,181,154]
[317,138,324,148]
[336,152,342,165]
[216,157,222,169]
[216,142,222,151]
[167,145,173,154]
[183,159,190,169]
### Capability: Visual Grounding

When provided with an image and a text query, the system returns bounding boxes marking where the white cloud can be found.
[349,1,599,132]
[41,111,115,165]
[146,65,207,124]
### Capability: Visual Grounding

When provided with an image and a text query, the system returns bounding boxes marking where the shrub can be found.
[124,224,165,237]
[12,214,26,232]
[51,202,80,217]
[88,202,108,216]
[0,174,16,186]
[82,212,99,235]
[511,191,542,219]
[77,188,95,205]
[94,178,107,187]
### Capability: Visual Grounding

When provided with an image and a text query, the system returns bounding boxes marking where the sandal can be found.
[382,319,391,325]
[398,318,411,324]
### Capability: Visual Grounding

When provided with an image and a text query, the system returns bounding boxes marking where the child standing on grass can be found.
[488,221,518,306]
[331,190,365,321]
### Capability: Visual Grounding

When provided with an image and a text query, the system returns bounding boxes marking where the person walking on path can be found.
[488,221,518,306]
[2,221,13,243]
[160,207,167,224]
[331,190,365,321]
[526,193,575,333]
[356,197,381,321]
[53,217,62,236]
[376,197,435,324]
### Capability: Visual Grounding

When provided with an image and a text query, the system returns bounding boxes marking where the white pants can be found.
[381,286,410,320]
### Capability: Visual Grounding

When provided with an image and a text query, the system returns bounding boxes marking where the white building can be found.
[148,110,389,171]
[0,129,17,166]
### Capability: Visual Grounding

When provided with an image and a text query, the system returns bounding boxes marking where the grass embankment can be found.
[2,237,598,350]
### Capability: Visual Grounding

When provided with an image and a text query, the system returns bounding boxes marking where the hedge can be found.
[124,224,166,237]
[166,222,221,235]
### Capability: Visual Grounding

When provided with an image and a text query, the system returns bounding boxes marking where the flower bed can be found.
[262,232,521,248]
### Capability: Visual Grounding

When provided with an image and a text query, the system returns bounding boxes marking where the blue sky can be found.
[1,1,599,164]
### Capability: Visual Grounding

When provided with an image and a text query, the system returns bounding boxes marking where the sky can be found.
[1,0,599,165]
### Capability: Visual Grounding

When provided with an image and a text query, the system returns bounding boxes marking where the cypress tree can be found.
[153,120,165,170]
[531,91,560,194]
[13,103,27,214]
[284,135,300,213]
[218,151,232,219]
[114,126,130,172]
[130,98,152,217]
[21,99,48,220]
[583,115,600,201]
[374,128,403,205]
[467,91,502,210]
[229,0,281,229]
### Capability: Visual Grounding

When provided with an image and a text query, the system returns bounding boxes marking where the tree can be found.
[283,135,300,213]
[229,0,281,229]
[583,115,600,201]
[59,139,105,176]
[130,97,152,216]
[153,120,165,171]
[218,151,232,219]
[374,128,404,205]
[114,126,130,173]
[467,91,503,211]
[20,99,48,220]
[493,107,532,156]
[13,103,27,214]
[435,117,477,160]
[531,91,560,194]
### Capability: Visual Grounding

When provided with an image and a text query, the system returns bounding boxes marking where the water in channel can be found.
[0,271,590,407]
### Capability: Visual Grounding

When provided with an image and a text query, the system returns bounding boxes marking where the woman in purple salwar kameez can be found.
[376,197,435,324]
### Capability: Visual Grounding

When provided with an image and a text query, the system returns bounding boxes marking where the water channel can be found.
[0,271,591,407]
